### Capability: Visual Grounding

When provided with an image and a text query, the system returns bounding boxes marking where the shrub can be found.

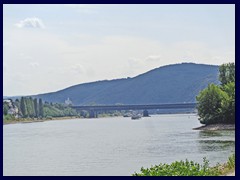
[3,114,15,121]
[132,158,220,176]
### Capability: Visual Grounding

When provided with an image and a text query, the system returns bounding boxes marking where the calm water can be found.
[3,114,235,176]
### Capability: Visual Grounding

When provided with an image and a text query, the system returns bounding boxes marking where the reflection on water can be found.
[198,140,235,152]
[197,130,235,153]
[198,130,235,138]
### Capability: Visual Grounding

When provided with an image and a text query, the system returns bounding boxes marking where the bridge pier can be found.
[143,110,149,117]
[89,110,95,118]
[89,110,99,118]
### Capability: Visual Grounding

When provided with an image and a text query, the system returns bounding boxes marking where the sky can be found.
[3,4,235,96]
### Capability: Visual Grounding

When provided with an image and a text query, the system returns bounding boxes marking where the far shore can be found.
[3,115,123,125]
[193,124,235,131]
[3,116,81,125]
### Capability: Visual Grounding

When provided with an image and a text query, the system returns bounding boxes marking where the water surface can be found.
[3,114,235,176]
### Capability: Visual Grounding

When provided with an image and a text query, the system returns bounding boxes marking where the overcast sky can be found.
[3,4,235,96]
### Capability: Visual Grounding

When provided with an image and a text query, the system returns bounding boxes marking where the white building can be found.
[65,98,72,105]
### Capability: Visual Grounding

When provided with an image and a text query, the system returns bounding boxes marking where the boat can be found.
[123,113,131,117]
[131,114,142,120]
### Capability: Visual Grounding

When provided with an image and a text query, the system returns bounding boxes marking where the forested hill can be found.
[33,63,219,105]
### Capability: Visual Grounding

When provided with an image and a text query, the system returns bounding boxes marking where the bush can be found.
[132,158,220,176]
[227,154,235,169]
[3,114,15,121]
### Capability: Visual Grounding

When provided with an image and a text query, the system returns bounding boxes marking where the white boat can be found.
[131,114,142,120]
[123,113,131,117]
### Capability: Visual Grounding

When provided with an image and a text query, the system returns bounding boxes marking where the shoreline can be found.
[193,124,235,131]
[3,116,81,125]
[3,115,122,125]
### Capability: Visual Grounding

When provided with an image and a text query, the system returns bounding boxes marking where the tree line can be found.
[3,97,78,119]
[18,97,44,118]
[196,63,235,125]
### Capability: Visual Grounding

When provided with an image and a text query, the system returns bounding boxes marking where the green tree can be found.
[196,84,227,125]
[14,99,22,117]
[20,97,27,117]
[29,97,35,118]
[24,97,34,118]
[196,62,235,125]
[34,98,38,117]
[39,98,44,118]
[219,63,235,86]
[3,102,9,115]
[220,82,235,124]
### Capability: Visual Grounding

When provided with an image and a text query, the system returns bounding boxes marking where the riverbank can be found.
[3,116,81,125]
[3,114,123,125]
[193,124,235,131]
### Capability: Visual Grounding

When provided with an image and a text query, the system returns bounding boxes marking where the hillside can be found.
[31,63,219,105]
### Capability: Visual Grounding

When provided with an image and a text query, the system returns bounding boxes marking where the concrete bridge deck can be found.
[72,103,197,111]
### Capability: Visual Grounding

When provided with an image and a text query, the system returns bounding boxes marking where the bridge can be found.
[72,103,197,118]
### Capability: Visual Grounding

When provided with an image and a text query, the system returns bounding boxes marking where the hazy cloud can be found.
[15,17,45,29]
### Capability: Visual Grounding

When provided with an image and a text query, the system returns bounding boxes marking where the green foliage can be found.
[196,63,235,125]
[34,98,38,117]
[63,107,78,116]
[4,97,78,120]
[25,97,35,118]
[220,82,235,124]
[132,158,220,176]
[219,63,235,86]
[80,110,89,118]
[43,104,64,117]
[196,84,227,124]
[3,114,15,121]
[39,98,44,118]
[43,103,78,118]
[3,102,9,115]
[227,154,235,169]
[20,97,27,117]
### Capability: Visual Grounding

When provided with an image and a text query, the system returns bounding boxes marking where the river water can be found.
[3,114,235,176]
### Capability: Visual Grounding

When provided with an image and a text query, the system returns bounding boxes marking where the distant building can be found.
[3,99,12,104]
[3,99,19,118]
[65,98,72,105]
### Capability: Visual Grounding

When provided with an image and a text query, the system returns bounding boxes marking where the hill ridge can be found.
[30,62,219,105]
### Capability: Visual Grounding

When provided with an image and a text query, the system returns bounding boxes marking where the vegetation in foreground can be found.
[132,154,235,176]
[196,63,235,125]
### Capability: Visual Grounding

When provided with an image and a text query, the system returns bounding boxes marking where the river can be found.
[3,114,235,176]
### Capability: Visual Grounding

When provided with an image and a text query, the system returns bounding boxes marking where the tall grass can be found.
[227,154,235,169]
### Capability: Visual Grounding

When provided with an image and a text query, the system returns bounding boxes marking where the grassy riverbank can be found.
[3,114,123,125]
[132,154,235,176]
[3,116,81,125]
